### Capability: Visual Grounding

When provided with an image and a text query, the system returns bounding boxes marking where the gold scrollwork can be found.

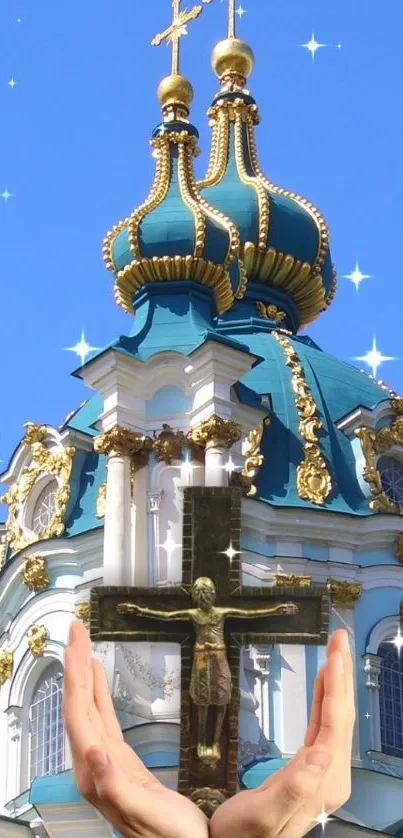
[0,650,13,686]
[1,423,75,554]
[153,424,186,464]
[96,482,107,519]
[256,302,286,326]
[273,332,332,505]
[75,602,91,630]
[21,555,50,592]
[274,574,311,587]
[94,426,153,462]
[28,625,48,657]
[242,425,265,497]
[326,579,362,608]
[356,397,403,514]
[187,415,242,451]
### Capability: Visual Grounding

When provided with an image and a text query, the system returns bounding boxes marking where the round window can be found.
[378,456,403,509]
[31,479,59,534]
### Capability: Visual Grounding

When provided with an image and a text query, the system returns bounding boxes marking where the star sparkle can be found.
[180,455,195,483]
[313,806,333,831]
[388,626,403,655]
[354,336,397,379]
[224,455,238,476]
[1,189,12,202]
[236,4,246,19]
[300,32,326,61]
[222,542,241,562]
[365,712,371,720]
[8,79,16,89]
[343,262,372,292]
[159,529,180,560]
[64,329,100,366]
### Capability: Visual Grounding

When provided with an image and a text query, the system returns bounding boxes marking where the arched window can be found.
[378,640,403,757]
[29,661,65,781]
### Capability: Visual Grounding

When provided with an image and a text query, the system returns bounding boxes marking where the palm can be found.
[63,621,208,838]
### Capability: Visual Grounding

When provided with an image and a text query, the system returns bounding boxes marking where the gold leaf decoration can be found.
[0,650,13,686]
[187,415,242,451]
[153,424,186,464]
[356,397,403,514]
[75,602,91,630]
[96,482,107,519]
[274,574,311,587]
[326,579,362,608]
[21,555,49,592]
[1,424,75,554]
[272,332,332,505]
[256,302,287,326]
[27,625,48,657]
[242,425,265,497]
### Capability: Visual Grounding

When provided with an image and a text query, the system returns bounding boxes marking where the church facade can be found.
[1,14,403,838]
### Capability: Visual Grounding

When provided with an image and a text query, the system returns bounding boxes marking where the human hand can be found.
[210,628,354,838]
[62,621,209,838]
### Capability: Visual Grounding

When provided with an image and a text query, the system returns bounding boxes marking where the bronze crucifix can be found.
[90,486,329,816]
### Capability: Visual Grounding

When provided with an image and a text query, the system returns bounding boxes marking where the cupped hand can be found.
[210,628,355,838]
[62,621,209,838]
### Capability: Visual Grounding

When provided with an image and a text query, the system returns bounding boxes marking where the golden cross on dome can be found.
[152,0,213,75]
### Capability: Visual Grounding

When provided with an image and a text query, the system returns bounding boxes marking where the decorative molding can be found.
[94,426,153,462]
[355,397,403,514]
[240,425,265,497]
[238,730,271,767]
[153,424,186,464]
[275,574,312,588]
[272,332,332,505]
[396,535,403,562]
[1,423,75,553]
[256,302,286,326]
[326,578,362,608]
[363,653,382,690]
[21,554,50,592]
[96,481,107,518]
[0,649,13,686]
[187,414,242,451]
[27,624,48,657]
[75,602,91,630]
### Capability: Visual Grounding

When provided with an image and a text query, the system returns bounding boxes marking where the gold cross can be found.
[152,0,213,75]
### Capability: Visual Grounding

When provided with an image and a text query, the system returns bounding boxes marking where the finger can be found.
[304,665,325,747]
[92,658,124,742]
[62,647,103,760]
[256,746,331,833]
[65,621,94,703]
[314,650,346,748]
[86,746,159,823]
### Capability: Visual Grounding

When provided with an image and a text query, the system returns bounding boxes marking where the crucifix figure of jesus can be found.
[118,576,297,759]
[151,0,213,75]
[90,486,329,813]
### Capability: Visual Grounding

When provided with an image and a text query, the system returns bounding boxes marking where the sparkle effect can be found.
[354,336,397,379]
[365,712,371,720]
[8,79,16,89]
[236,4,246,19]
[300,32,326,61]
[159,529,180,560]
[389,626,403,655]
[313,806,333,831]
[180,455,195,483]
[222,542,241,563]
[224,455,238,476]
[1,189,12,202]
[343,262,372,292]
[64,330,100,367]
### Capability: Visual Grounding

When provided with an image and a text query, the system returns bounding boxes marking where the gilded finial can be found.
[152,0,213,118]
[211,0,254,89]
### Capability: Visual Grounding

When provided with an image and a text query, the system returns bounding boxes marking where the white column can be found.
[132,465,148,587]
[147,491,163,585]
[5,706,22,802]
[362,652,382,752]
[253,646,272,740]
[205,444,228,487]
[103,453,132,586]
[280,644,308,756]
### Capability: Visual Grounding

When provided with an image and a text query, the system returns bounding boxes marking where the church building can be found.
[1,5,403,836]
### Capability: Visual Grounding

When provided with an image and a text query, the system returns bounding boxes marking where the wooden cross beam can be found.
[90,486,329,817]
[151,0,213,76]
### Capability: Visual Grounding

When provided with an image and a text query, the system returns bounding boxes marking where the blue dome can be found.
[103,120,246,316]
[199,91,336,330]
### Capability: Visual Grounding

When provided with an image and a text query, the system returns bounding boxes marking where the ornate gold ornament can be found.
[275,574,312,587]
[21,555,49,592]
[96,482,107,519]
[396,534,403,562]
[0,650,13,686]
[187,415,242,452]
[356,398,403,514]
[198,95,332,328]
[326,579,362,608]
[241,424,265,497]
[94,426,154,464]
[272,332,332,505]
[27,625,48,657]
[0,535,7,570]
[189,787,227,818]
[256,302,286,326]
[75,602,91,630]
[1,423,75,554]
[153,424,186,464]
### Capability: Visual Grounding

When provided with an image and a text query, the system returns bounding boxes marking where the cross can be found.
[151,0,213,76]
[90,487,329,816]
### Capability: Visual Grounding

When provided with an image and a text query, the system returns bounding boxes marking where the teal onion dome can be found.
[199,48,336,330]
[103,78,247,316]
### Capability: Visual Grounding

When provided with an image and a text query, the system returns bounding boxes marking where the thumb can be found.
[85,747,129,808]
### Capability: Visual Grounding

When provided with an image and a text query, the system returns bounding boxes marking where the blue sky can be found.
[1,0,402,487]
